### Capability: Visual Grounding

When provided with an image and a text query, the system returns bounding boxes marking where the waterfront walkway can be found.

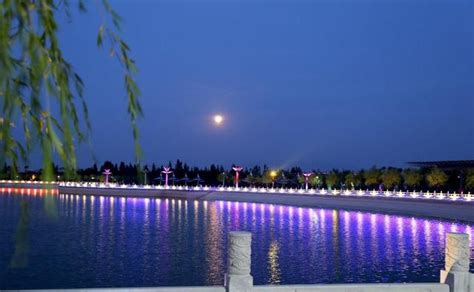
[2,180,472,222]
[59,186,474,222]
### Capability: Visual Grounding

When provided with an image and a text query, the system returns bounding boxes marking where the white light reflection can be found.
[450,224,458,233]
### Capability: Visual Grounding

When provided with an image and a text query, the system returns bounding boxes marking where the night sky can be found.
[57,0,473,170]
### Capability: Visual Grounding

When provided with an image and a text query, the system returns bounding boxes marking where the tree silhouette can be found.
[426,167,448,190]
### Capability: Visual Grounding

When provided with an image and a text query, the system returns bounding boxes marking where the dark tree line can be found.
[2,160,474,192]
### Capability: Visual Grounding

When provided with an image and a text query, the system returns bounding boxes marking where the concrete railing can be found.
[6,232,473,292]
[225,232,253,291]
[55,181,472,202]
[2,180,473,202]
[6,181,474,221]
[220,231,472,292]
[440,233,474,292]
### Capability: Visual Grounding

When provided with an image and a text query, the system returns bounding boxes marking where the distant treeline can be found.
[2,159,474,192]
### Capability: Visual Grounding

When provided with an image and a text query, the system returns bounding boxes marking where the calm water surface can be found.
[0,188,473,289]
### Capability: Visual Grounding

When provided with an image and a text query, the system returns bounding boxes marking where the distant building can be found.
[407,160,474,171]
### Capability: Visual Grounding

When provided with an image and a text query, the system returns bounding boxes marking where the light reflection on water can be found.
[0,191,473,289]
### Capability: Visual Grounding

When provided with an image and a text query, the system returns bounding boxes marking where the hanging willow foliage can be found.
[0,0,142,180]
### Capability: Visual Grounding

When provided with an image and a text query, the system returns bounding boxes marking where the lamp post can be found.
[144,169,148,185]
[233,166,243,188]
[103,169,111,185]
[303,172,313,191]
[221,172,226,186]
[184,173,189,186]
[161,167,172,188]
[196,173,203,187]
[270,170,277,188]
[458,171,464,193]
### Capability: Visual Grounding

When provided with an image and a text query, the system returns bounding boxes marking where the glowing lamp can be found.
[161,167,173,187]
[232,166,243,188]
[302,172,313,190]
[103,169,112,185]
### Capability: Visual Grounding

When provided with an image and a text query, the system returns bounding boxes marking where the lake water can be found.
[0,188,473,289]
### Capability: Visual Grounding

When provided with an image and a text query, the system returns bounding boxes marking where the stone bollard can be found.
[440,233,472,292]
[225,231,253,292]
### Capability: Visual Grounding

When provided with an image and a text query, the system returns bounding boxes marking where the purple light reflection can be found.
[1,192,474,289]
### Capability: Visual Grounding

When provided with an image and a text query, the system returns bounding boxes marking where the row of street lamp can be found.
[103,166,316,188]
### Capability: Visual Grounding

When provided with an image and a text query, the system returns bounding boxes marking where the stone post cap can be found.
[447,232,469,238]
[445,232,470,273]
[229,231,252,238]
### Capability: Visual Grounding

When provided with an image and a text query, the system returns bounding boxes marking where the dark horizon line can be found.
[7,158,474,173]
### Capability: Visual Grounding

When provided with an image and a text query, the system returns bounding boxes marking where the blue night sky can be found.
[56,0,473,170]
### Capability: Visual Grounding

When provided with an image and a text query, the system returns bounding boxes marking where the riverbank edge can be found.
[52,185,474,222]
[2,183,473,222]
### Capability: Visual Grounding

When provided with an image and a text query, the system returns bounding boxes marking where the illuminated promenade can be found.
[2,180,473,222]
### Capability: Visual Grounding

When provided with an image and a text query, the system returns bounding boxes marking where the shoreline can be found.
[57,185,474,222]
[2,182,473,222]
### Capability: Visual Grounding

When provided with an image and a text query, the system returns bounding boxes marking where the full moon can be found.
[213,114,224,125]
